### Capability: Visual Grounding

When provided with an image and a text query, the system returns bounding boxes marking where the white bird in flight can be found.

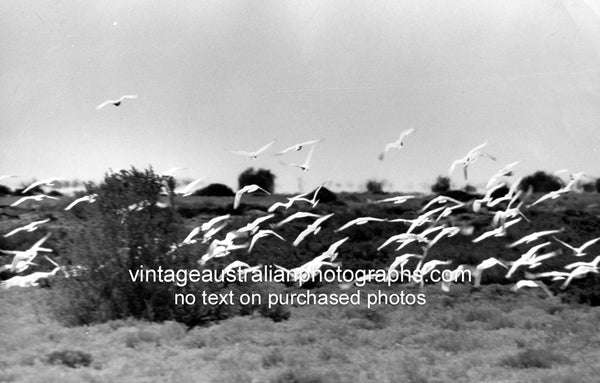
[198,215,229,234]
[335,217,387,232]
[3,218,51,238]
[486,161,520,189]
[507,228,565,248]
[375,195,415,205]
[96,95,138,110]
[281,143,315,172]
[420,195,463,213]
[267,192,314,212]
[448,141,496,180]
[65,194,97,210]
[219,260,262,280]
[553,236,600,257]
[11,194,59,207]
[22,178,66,194]
[319,237,350,262]
[505,242,558,278]
[560,265,599,290]
[472,217,522,243]
[235,214,275,234]
[564,255,600,271]
[292,213,334,246]
[511,279,553,298]
[378,128,415,161]
[248,229,285,253]
[233,184,271,209]
[275,139,323,155]
[0,256,65,290]
[6,233,53,272]
[175,178,204,197]
[201,222,228,244]
[273,212,323,228]
[229,141,275,160]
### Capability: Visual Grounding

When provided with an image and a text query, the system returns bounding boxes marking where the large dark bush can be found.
[595,178,600,193]
[53,167,234,327]
[431,176,450,193]
[518,171,564,193]
[13,185,44,196]
[313,186,337,204]
[0,185,12,196]
[365,179,385,194]
[194,183,235,197]
[237,168,275,193]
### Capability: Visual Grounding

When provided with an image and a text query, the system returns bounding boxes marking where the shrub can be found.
[262,348,285,367]
[194,183,235,197]
[238,167,276,193]
[365,179,385,194]
[53,167,233,327]
[596,178,600,193]
[343,307,388,329]
[463,184,477,193]
[0,185,11,196]
[580,181,595,193]
[270,369,327,383]
[501,348,571,369]
[46,350,92,368]
[312,186,337,204]
[258,304,290,322]
[13,185,44,196]
[431,176,450,193]
[519,171,564,193]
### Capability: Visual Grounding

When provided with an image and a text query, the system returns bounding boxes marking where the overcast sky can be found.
[2,0,600,193]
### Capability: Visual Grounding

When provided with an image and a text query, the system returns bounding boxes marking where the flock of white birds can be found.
[1,107,599,299]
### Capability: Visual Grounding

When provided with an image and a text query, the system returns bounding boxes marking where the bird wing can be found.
[229,150,252,157]
[11,196,32,206]
[22,181,44,194]
[383,142,397,153]
[335,220,357,232]
[466,141,488,157]
[472,230,497,243]
[399,128,416,141]
[303,144,315,167]
[275,145,297,155]
[448,159,463,177]
[267,201,286,213]
[580,237,600,251]
[255,141,275,155]
[233,190,244,209]
[3,226,24,238]
[293,227,313,247]
[65,196,88,210]
[180,178,203,195]
[183,227,201,243]
[257,186,271,194]
[96,100,114,110]
[552,236,576,252]
[248,235,262,253]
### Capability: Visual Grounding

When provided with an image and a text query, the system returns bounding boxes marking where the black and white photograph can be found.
[2,1,600,382]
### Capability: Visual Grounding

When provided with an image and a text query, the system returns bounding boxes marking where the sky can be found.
[2,0,600,193]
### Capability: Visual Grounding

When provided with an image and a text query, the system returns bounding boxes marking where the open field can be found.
[2,191,600,382]
[2,283,600,383]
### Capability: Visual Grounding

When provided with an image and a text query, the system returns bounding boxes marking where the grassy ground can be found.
[2,192,600,382]
[1,283,600,383]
